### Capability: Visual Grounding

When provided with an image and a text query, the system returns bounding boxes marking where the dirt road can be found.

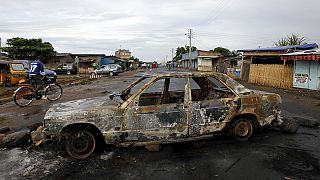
[0,68,319,179]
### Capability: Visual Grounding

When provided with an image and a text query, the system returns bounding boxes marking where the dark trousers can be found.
[30,75,44,92]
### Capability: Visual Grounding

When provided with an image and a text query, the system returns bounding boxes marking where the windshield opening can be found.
[119,76,152,101]
[11,63,25,71]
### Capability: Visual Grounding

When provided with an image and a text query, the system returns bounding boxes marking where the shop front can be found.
[282,50,320,90]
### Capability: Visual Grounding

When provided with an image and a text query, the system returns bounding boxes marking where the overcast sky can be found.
[1,0,319,62]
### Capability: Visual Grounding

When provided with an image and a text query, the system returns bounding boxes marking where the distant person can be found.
[29,56,45,92]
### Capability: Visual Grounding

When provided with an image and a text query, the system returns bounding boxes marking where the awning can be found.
[281,48,320,61]
[282,54,320,61]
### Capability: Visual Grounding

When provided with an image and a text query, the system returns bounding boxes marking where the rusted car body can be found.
[43,72,285,158]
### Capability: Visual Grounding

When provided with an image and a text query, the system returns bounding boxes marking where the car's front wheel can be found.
[67,71,71,75]
[230,118,253,141]
[65,129,96,159]
[109,71,114,76]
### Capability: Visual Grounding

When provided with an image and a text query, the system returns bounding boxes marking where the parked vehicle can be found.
[89,64,122,76]
[0,60,27,86]
[42,72,298,159]
[52,63,77,75]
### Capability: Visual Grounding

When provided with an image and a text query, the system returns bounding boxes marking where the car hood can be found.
[26,69,56,76]
[44,69,56,75]
[44,96,120,126]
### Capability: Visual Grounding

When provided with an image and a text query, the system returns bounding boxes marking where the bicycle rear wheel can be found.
[45,84,62,101]
[13,87,34,107]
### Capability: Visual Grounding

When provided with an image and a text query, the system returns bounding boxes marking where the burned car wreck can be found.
[43,72,297,159]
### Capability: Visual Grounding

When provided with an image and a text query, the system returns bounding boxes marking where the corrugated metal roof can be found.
[237,43,318,52]
[282,48,320,56]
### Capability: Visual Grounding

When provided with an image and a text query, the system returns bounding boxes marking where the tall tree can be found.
[1,37,55,61]
[174,46,197,60]
[211,47,231,57]
[274,34,307,46]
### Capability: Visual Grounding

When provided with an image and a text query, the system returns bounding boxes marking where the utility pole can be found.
[171,48,174,61]
[187,29,192,70]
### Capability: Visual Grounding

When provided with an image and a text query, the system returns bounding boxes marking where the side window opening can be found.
[138,77,186,106]
[163,78,186,104]
[206,77,236,99]
[138,78,164,106]
[190,77,206,101]
[191,77,235,101]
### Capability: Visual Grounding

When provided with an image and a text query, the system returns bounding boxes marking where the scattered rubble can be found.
[0,126,10,134]
[279,118,300,133]
[100,151,115,160]
[294,117,320,128]
[31,126,46,146]
[2,129,30,147]
[145,144,161,152]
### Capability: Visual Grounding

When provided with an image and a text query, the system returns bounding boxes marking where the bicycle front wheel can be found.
[13,86,34,107]
[45,84,62,101]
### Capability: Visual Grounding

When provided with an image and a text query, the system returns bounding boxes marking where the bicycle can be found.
[13,75,63,107]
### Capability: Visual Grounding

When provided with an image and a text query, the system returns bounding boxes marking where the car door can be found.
[188,76,238,137]
[96,66,108,75]
[123,77,189,143]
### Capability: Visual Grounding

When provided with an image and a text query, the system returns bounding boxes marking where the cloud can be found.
[0,0,319,61]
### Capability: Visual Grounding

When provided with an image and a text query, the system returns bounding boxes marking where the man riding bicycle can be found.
[29,56,46,93]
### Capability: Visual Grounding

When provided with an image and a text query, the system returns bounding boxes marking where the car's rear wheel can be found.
[65,129,96,159]
[109,71,114,76]
[230,118,253,141]
[67,71,71,75]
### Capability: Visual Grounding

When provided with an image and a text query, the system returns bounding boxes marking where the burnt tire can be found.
[65,129,96,159]
[279,118,299,133]
[230,118,253,141]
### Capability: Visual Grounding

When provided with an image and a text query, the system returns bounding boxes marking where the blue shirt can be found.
[29,60,45,75]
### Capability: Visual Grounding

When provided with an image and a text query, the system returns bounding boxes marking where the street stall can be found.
[282,49,320,90]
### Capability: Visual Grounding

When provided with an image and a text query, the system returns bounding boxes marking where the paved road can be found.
[0,68,319,180]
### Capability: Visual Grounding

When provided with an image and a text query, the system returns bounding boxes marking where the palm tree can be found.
[274,34,307,46]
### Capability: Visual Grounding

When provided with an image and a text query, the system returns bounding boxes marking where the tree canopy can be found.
[1,37,55,60]
[211,47,231,57]
[174,46,197,60]
[274,34,307,46]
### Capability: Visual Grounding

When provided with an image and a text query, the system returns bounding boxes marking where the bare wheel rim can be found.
[66,130,96,159]
[45,84,62,101]
[232,119,253,141]
[13,87,34,107]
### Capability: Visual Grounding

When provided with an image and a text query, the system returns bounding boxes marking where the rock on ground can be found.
[2,129,30,147]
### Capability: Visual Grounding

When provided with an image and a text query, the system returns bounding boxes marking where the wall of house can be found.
[198,58,214,71]
[249,64,293,88]
[294,61,320,90]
